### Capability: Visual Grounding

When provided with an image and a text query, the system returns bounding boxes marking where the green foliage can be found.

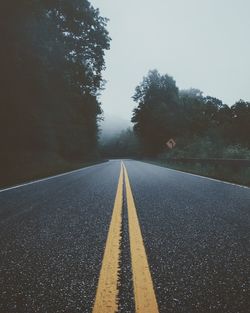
[150,161,250,187]
[132,70,250,157]
[132,70,181,156]
[160,136,223,158]
[229,100,250,145]
[222,145,250,159]
[159,137,250,160]
[0,0,110,180]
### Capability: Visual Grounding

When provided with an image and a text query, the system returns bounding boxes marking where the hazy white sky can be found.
[91,0,250,124]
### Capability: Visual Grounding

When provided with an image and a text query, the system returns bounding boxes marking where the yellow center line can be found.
[92,164,123,313]
[123,162,159,313]
[92,161,159,312]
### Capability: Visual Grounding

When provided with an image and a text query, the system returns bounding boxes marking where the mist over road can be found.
[0,160,249,313]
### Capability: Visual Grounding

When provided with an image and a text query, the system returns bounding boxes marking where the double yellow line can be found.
[92,161,159,313]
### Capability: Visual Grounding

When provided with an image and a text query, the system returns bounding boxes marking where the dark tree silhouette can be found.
[132,70,181,156]
[132,71,250,157]
[0,0,110,184]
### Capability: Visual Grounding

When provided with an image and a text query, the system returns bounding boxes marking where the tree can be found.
[131,70,180,156]
[101,128,141,158]
[230,100,250,146]
[180,90,224,137]
[0,0,110,179]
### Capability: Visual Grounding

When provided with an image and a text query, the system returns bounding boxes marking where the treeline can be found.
[103,69,250,160]
[0,1,110,184]
[101,128,141,158]
[131,70,250,157]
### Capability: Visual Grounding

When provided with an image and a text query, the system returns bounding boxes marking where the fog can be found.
[91,0,250,134]
[100,114,130,140]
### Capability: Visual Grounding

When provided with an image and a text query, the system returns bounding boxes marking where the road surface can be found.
[0,160,250,313]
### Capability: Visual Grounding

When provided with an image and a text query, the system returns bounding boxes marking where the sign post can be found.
[166,138,176,149]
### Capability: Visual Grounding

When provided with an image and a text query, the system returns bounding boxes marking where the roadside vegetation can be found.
[147,160,250,187]
[0,0,110,187]
[0,151,107,189]
[131,70,250,157]
[100,128,141,159]
[102,69,250,186]
[155,141,250,186]
[1,1,249,188]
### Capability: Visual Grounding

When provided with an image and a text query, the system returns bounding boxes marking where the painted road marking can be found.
[0,162,107,193]
[140,160,250,190]
[92,164,123,313]
[93,161,159,312]
[123,162,159,313]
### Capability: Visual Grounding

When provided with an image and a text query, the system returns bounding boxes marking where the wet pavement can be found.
[0,159,250,312]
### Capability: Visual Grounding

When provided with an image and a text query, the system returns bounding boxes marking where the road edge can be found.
[0,160,108,193]
[140,160,250,190]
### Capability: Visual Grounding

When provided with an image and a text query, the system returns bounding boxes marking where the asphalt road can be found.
[0,159,250,313]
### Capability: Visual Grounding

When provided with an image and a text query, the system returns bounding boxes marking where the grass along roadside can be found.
[144,160,250,187]
[0,152,107,189]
